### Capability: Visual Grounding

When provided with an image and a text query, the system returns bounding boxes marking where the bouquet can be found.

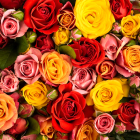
[0,0,139,139]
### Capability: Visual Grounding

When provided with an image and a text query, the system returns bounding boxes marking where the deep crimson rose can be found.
[50,83,86,133]
[0,36,8,49]
[109,0,132,20]
[35,34,54,53]
[113,100,137,130]
[70,37,105,68]
[0,0,25,10]
[23,0,63,34]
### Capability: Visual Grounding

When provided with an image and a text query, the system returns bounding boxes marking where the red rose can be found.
[23,0,63,34]
[113,100,137,130]
[109,0,132,20]
[70,37,105,68]
[50,83,86,133]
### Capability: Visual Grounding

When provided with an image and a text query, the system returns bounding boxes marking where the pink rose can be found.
[98,135,110,140]
[100,34,130,60]
[0,69,19,93]
[94,113,115,134]
[0,9,28,39]
[0,135,15,140]
[14,48,42,84]
[96,58,117,79]
[69,67,97,95]
[130,76,140,87]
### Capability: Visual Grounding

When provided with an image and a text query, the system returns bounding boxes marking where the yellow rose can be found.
[121,14,140,39]
[123,45,140,72]
[74,0,115,39]
[86,78,129,112]
[53,27,70,46]
[39,51,72,85]
[21,81,51,109]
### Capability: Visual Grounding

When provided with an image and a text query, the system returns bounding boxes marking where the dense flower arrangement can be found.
[0,0,140,139]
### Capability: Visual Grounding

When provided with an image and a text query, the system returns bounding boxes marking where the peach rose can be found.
[0,91,18,131]
[39,51,72,86]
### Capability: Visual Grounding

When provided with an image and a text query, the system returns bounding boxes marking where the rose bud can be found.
[47,89,58,101]
[26,31,37,44]
[18,104,35,118]
[11,10,24,21]
[135,93,140,104]
[97,135,110,140]
[115,122,126,134]
[0,35,8,49]
[130,76,140,88]
[53,27,70,46]
[0,69,19,93]
[70,28,82,41]
[94,113,115,134]
[1,135,15,140]
[57,1,75,30]
[112,22,121,34]
[96,58,117,79]
[35,34,54,53]
[6,118,28,136]
[54,131,68,140]
[69,67,97,95]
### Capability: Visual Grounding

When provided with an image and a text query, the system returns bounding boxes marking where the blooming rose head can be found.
[86,78,129,112]
[53,27,70,46]
[69,67,97,95]
[0,92,18,131]
[115,122,126,134]
[0,69,19,93]
[94,113,115,134]
[71,118,99,140]
[35,34,54,53]
[109,0,132,20]
[113,100,137,130]
[35,115,55,139]
[24,0,63,34]
[74,0,115,39]
[0,35,8,49]
[49,83,86,133]
[21,81,51,109]
[70,37,105,68]
[121,14,140,39]
[14,48,42,85]
[130,76,140,88]
[39,51,72,86]
[57,1,75,30]
[96,58,117,79]
[7,118,28,136]
[0,9,28,39]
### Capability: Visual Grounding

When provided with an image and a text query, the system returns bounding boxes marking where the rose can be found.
[0,135,15,140]
[94,113,115,134]
[35,115,55,139]
[21,81,51,109]
[35,34,54,53]
[121,14,140,39]
[50,83,86,133]
[0,0,25,10]
[114,100,137,130]
[39,51,72,86]
[0,9,28,39]
[130,76,140,88]
[14,48,42,84]
[57,1,75,30]
[7,118,28,136]
[71,118,99,140]
[98,135,110,140]
[10,92,20,110]
[86,78,129,112]
[115,122,126,134]
[70,28,82,41]
[112,22,121,34]
[0,91,18,131]
[96,58,117,79]
[54,132,68,140]
[70,37,105,68]
[74,0,115,39]
[100,34,130,60]
[23,0,63,34]
[69,67,97,95]
[109,0,132,20]
[0,35,8,49]
[0,69,19,93]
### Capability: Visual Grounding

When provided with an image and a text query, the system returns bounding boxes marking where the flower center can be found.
[124,21,134,31]
[86,14,95,24]
[39,6,50,19]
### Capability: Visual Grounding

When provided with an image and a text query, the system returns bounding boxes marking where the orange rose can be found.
[123,45,140,72]
[0,92,18,131]
[39,51,72,85]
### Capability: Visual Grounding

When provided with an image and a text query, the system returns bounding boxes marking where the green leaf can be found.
[126,40,136,47]
[36,135,48,140]
[115,135,125,140]
[60,0,75,6]
[59,45,76,59]
[0,42,18,70]
[119,97,134,103]
[122,131,140,140]
[15,36,29,53]
[25,117,40,135]
[131,84,137,89]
